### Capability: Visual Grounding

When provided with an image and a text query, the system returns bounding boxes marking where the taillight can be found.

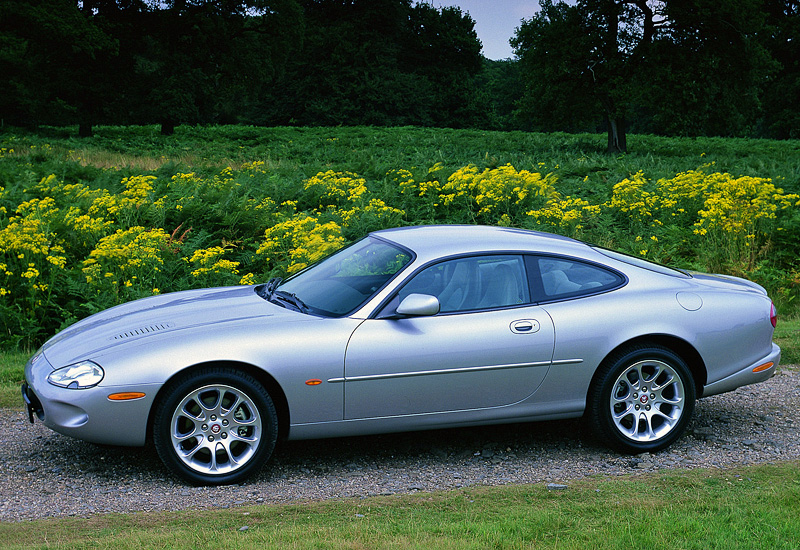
[770,302,777,328]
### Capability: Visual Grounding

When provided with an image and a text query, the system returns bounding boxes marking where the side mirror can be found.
[395,293,440,317]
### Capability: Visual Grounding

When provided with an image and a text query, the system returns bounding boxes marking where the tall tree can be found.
[272,0,482,127]
[760,0,800,138]
[511,1,598,136]
[473,59,525,131]
[402,3,483,127]
[645,0,775,136]
[276,0,413,126]
[512,0,772,151]
[134,0,303,134]
[0,0,116,130]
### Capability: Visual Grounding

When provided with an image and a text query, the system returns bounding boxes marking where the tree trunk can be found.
[160,120,176,136]
[606,115,627,154]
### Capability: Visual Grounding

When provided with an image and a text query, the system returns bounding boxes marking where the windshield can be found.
[274,236,413,316]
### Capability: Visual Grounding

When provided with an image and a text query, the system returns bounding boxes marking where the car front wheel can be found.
[153,367,278,485]
[588,345,696,454]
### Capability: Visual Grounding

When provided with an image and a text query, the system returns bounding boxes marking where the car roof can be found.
[371,225,596,262]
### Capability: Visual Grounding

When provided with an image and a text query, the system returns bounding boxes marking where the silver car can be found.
[23,225,780,485]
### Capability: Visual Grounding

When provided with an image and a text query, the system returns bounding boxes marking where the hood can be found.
[689,272,768,295]
[42,286,298,368]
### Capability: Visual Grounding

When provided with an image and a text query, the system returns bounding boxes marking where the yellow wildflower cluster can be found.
[337,199,405,229]
[120,175,156,208]
[186,246,241,278]
[0,196,68,270]
[605,169,798,232]
[440,164,559,222]
[390,168,417,196]
[256,214,346,274]
[84,175,155,220]
[305,170,368,207]
[528,196,601,235]
[170,172,204,187]
[2,154,797,348]
[82,227,170,294]
[693,174,798,236]
[608,168,799,234]
[390,164,444,199]
[0,215,52,258]
[241,160,268,175]
[603,167,800,269]
[608,171,659,219]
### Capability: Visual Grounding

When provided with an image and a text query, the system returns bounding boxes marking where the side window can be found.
[399,255,530,313]
[533,256,624,300]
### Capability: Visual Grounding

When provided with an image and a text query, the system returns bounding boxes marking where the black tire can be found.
[153,367,278,485]
[588,344,696,454]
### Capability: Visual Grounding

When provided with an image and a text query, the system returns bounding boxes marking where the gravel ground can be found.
[2,367,798,522]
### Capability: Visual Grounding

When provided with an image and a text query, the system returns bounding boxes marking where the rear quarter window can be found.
[528,255,625,301]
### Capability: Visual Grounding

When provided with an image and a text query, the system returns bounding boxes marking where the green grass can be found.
[774,315,800,365]
[0,462,798,549]
[4,126,800,193]
[0,351,27,408]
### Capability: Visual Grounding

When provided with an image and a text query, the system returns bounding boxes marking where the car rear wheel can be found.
[153,367,278,485]
[588,345,696,454]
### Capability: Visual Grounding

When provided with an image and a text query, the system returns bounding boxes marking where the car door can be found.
[342,254,556,419]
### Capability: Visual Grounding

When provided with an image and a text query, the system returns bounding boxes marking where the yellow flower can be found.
[187,246,240,278]
[256,214,345,274]
[304,171,368,207]
[441,164,558,221]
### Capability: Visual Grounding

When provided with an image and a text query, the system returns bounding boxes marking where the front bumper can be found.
[701,343,781,398]
[23,352,158,446]
[22,382,44,423]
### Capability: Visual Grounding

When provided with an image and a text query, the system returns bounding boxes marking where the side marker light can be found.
[305,379,322,386]
[752,362,774,373]
[107,392,146,401]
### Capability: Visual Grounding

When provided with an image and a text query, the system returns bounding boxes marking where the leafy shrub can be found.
[1,128,798,348]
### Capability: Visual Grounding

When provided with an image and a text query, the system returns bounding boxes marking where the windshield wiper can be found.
[256,277,282,300]
[273,290,309,313]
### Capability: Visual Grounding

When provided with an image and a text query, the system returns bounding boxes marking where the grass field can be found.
[0,462,798,549]
[1,126,798,547]
[2,126,799,348]
[8,125,800,181]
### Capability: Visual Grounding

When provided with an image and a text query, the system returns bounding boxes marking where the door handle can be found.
[510,319,540,334]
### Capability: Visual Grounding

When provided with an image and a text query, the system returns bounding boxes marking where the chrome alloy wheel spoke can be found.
[170,384,262,475]
[609,360,685,443]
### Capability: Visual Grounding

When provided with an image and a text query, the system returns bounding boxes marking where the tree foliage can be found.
[760,0,800,138]
[0,0,483,132]
[0,0,117,128]
[512,0,779,151]
[0,0,798,140]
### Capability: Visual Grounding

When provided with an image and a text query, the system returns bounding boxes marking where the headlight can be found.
[47,361,105,389]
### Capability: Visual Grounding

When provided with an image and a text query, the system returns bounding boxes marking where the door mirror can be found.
[396,294,440,317]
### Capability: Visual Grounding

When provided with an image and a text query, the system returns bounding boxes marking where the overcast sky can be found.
[426,1,540,60]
